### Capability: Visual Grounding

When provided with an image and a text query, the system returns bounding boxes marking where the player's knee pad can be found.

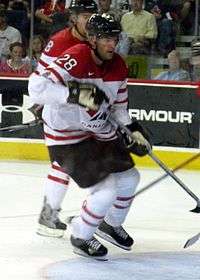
[114,167,140,196]
[88,174,117,210]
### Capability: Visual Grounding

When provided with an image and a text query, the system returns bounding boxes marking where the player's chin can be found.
[105,51,114,60]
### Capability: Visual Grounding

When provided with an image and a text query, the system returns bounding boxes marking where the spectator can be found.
[148,2,176,56]
[28,35,46,69]
[8,0,29,11]
[118,0,131,14]
[0,2,5,10]
[0,42,31,75]
[154,49,190,80]
[121,0,157,55]
[6,0,30,41]
[179,0,195,35]
[0,0,7,10]
[98,0,123,22]
[146,0,182,37]
[35,0,69,39]
[0,10,22,59]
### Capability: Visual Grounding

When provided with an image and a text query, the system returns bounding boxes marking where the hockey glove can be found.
[124,122,152,157]
[67,81,109,111]
[28,104,43,122]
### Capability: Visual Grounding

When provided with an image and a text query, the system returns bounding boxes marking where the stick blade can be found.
[184,232,200,248]
[190,206,200,213]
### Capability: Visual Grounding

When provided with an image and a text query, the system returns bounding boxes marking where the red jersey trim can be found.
[51,163,66,174]
[118,87,127,94]
[44,132,89,141]
[47,174,69,186]
[114,98,128,104]
[38,59,49,68]
[48,67,65,85]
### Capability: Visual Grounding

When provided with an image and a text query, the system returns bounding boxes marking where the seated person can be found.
[154,49,191,81]
[98,0,123,22]
[0,10,22,59]
[121,0,157,55]
[0,42,32,75]
[147,2,176,56]
[35,0,69,39]
[28,34,46,69]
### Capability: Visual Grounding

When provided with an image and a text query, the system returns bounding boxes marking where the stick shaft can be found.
[0,120,40,132]
[134,153,200,198]
[148,151,200,203]
[111,116,200,204]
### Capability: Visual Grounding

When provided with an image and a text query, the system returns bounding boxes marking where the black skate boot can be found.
[70,235,108,261]
[37,198,66,238]
[96,220,134,250]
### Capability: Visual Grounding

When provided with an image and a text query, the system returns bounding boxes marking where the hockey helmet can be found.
[69,0,98,14]
[86,13,122,38]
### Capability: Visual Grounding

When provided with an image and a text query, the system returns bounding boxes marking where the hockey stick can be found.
[0,105,43,132]
[0,119,41,132]
[133,153,200,198]
[110,116,200,213]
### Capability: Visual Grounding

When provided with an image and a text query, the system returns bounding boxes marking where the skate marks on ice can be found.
[41,251,200,280]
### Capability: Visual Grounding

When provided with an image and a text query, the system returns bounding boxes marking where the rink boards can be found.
[0,138,199,170]
[0,76,199,170]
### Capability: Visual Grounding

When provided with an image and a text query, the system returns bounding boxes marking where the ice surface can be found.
[0,161,200,280]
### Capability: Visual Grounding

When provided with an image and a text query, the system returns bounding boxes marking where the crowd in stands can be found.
[0,0,199,81]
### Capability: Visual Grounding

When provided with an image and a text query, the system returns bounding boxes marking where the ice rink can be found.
[0,160,200,280]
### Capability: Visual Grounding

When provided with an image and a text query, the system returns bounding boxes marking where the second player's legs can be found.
[37,161,69,237]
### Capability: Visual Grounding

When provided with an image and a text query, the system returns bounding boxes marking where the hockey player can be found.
[34,0,98,237]
[37,0,98,75]
[28,14,151,260]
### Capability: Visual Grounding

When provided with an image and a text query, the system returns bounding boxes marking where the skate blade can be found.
[95,229,132,251]
[73,248,108,261]
[37,224,65,238]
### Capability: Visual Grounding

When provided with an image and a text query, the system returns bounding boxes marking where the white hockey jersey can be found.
[28,44,132,146]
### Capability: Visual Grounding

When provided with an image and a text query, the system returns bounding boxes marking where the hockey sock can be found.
[71,174,116,240]
[44,161,69,210]
[104,168,140,227]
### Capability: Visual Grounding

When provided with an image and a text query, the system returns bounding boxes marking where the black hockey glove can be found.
[67,81,109,111]
[28,104,43,122]
[123,122,152,157]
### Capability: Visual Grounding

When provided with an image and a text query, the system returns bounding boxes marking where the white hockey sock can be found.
[104,168,140,227]
[44,161,69,210]
[71,174,116,240]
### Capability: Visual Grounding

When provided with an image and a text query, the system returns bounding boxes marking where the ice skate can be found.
[70,235,108,261]
[37,198,66,237]
[96,220,134,250]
